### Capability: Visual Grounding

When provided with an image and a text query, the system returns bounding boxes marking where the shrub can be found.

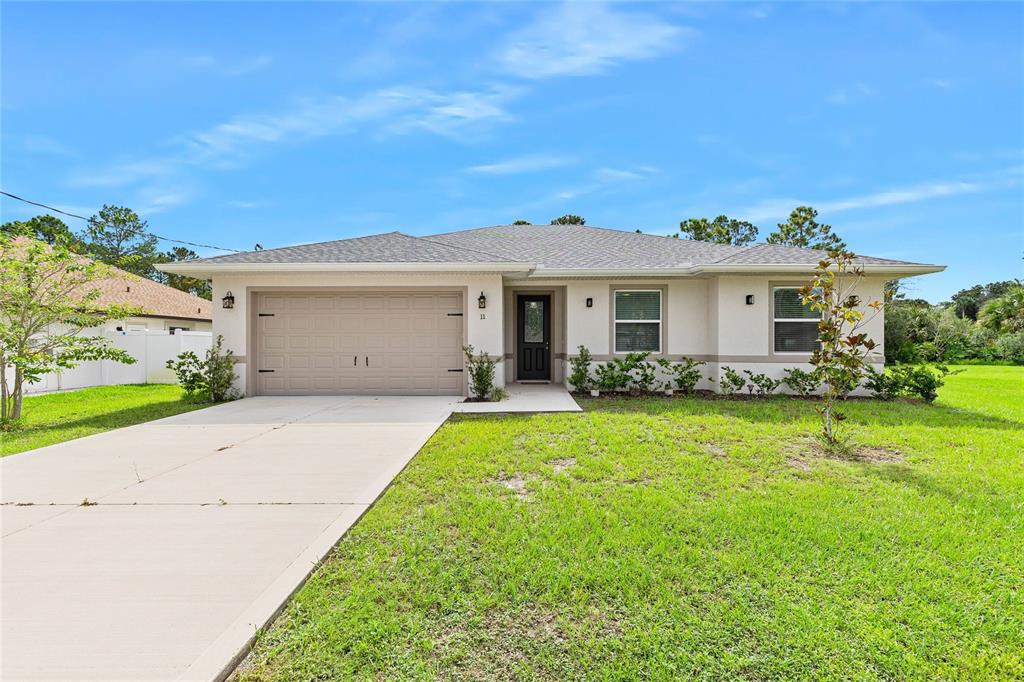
[995,331,1024,365]
[568,345,593,392]
[782,367,820,397]
[743,370,781,397]
[865,364,951,403]
[719,365,746,395]
[626,353,657,393]
[595,361,628,392]
[656,357,705,394]
[463,345,500,401]
[166,335,240,403]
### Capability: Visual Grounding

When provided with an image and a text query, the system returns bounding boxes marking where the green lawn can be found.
[1,384,207,457]
[237,365,1023,681]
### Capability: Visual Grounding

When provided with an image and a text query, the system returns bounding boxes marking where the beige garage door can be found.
[255,291,464,395]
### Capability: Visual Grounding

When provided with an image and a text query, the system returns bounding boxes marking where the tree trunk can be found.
[0,357,9,423]
[11,366,24,421]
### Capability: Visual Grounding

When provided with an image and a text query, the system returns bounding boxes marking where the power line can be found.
[0,190,242,252]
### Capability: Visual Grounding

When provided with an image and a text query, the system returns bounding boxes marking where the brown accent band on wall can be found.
[231,355,246,364]
[554,353,567,360]
[503,353,513,359]
[567,353,883,364]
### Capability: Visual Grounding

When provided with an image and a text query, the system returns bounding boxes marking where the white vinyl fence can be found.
[17,330,213,395]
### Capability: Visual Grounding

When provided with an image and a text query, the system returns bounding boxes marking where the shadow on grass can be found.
[576,396,1023,432]
[4,399,207,451]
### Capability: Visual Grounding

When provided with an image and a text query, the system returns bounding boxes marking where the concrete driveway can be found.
[1,396,456,682]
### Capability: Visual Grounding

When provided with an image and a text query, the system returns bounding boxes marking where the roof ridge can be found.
[199,231,409,262]
[400,231,513,262]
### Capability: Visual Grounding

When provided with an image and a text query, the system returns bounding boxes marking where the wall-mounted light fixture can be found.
[586,297,593,308]
[745,294,755,305]
[222,291,235,309]
[478,292,487,309]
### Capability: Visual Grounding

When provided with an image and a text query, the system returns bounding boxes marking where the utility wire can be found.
[0,190,242,252]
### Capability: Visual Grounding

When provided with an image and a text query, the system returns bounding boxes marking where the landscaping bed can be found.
[235,365,1024,680]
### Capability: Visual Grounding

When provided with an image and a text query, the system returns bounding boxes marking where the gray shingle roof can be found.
[194,231,516,264]
[181,224,935,270]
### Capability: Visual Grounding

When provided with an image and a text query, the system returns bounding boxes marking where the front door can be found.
[517,294,551,380]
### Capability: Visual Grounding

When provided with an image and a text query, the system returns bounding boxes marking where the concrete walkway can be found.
[455,383,582,414]
[1,396,455,682]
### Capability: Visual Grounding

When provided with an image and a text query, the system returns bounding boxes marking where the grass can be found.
[236,365,1023,681]
[1,384,208,457]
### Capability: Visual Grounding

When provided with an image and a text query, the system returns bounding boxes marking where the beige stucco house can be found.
[92,268,213,334]
[157,224,943,397]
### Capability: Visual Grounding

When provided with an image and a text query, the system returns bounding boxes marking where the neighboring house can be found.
[157,224,944,397]
[91,268,213,334]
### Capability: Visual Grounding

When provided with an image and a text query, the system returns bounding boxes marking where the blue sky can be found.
[2,1,1021,302]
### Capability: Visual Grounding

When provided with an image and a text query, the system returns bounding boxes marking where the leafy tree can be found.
[1,215,84,250]
[948,280,1019,320]
[801,250,883,450]
[512,219,531,225]
[83,205,160,278]
[0,236,140,424]
[550,214,585,225]
[767,206,847,251]
[978,286,1024,333]
[679,215,758,245]
[156,246,212,299]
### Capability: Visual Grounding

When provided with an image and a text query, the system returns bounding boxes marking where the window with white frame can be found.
[773,287,820,353]
[614,290,662,353]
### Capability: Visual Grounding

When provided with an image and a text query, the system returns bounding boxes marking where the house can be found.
[156,224,943,396]
[91,268,213,334]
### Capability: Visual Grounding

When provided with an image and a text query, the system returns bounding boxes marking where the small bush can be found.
[463,345,500,401]
[865,364,952,403]
[595,361,627,392]
[568,346,593,392]
[166,335,240,403]
[743,370,781,397]
[626,353,657,393]
[656,357,705,394]
[719,365,746,396]
[782,367,821,397]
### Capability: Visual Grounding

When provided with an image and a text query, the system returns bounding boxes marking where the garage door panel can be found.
[256,291,464,396]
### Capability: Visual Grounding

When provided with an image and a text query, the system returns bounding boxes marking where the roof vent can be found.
[126,285,130,292]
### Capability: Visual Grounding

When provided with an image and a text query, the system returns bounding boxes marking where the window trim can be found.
[612,288,663,354]
[771,285,820,355]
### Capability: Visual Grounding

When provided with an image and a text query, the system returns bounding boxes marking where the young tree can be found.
[512,219,531,225]
[550,214,585,225]
[83,205,160,278]
[156,246,212,299]
[767,206,847,251]
[0,236,140,424]
[801,250,884,449]
[679,215,758,245]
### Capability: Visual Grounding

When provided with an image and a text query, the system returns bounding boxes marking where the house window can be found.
[614,290,661,353]
[773,287,820,353]
[168,326,191,335]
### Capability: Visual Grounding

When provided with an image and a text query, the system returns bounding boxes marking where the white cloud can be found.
[498,3,684,79]
[227,200,263,209]
[736,170,1021,223]
[466,154,573,175]
[180,53,273,77]
[593,167,645,183]
[22,134,75,157]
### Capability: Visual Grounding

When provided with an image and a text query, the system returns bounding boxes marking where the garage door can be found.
[255,291,464,395]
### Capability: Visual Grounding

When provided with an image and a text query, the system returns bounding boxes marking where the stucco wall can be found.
[211,271,505,395]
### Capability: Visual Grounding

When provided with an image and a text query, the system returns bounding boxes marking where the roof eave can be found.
[155,261,535,277]
[694,263,946,276]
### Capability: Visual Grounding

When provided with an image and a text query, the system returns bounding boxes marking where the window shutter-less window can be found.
[614,291,661,353]
[773,288,820,352]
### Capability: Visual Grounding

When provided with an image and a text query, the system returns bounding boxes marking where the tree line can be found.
[1,207,211,299]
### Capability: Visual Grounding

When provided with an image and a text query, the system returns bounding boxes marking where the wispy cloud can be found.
[227,200,263,209]
[69,84,522,200]
[736,169,1021,223]
[466,154,573,175]
[180,53,274,77]
[498,3,685,79]
[21,134,75,157]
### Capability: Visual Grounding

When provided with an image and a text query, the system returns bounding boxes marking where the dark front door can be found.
[517,295,551,380]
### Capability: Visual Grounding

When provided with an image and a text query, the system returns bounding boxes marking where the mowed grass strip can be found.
[237,366,1023,681]
[1,384,207,456]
